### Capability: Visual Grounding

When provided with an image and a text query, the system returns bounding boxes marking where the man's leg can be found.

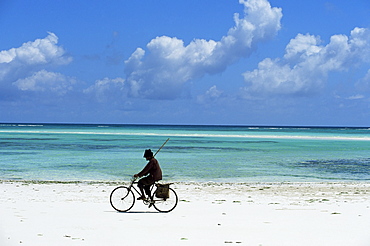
[144,185,151,198]
[137,179,146,199]
[137,176,154,199]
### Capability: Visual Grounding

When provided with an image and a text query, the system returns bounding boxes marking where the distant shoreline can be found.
[1,122,370,128]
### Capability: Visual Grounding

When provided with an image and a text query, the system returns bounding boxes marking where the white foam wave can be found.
[17,124,44,127]
[0,130,370,141]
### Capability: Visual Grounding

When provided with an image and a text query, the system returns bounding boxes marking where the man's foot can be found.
[148,200,154,208]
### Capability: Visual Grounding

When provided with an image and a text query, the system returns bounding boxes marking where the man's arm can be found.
[135,161,152,177]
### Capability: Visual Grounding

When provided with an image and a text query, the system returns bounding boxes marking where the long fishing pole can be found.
[153,138,170,157]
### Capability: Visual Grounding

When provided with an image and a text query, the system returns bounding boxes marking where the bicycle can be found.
[110,177,178,213]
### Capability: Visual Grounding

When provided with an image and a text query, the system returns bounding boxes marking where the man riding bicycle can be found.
[134,149,162,200]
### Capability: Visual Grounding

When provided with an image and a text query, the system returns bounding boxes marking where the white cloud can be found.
[0,33,72,89]
[13,70,76,95]
[283,33,322,61]
[242,27,370,96]
[124,0,282,99]
[197,85,224,103]
[0,32,69,65]
[347,94,364,100]
[84,77,125,102]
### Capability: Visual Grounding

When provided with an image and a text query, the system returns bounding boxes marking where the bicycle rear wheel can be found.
[110,186,135,212]
[153,187,178,213]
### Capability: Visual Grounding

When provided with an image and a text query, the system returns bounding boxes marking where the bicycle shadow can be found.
[105,210,159,214]
[120,211,159,214]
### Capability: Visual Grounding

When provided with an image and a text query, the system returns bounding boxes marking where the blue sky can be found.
[1,0,370,126]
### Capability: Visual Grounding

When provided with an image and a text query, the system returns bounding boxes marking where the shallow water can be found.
[0,123,369,182]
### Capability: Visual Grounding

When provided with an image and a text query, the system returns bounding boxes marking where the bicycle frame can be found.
[110,177,178,212]
[126,177,158,201]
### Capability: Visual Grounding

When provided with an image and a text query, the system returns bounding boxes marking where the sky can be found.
[1,0,370,126]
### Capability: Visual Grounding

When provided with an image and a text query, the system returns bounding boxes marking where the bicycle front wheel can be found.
[110,186,135,212]
[153,187,178,213]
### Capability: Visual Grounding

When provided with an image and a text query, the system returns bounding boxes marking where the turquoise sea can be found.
[0,123,369,182]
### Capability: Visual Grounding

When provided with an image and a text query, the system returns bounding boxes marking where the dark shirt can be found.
[137,158,162,181]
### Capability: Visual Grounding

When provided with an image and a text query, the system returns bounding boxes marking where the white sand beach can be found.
[1,181,369,246]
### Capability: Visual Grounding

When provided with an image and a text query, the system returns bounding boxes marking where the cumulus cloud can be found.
[124,0,282,99]
[241,27,370,96]
[197,85,224,104]
[84,77,125,102]
[0,32,72,96]
[13,70,76,95]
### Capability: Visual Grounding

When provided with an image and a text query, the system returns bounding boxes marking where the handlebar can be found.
[131,176,138,182]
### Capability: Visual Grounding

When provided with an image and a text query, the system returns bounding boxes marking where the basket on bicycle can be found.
[155,183,171,199]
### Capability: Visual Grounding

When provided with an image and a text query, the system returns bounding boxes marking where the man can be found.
[134,149,162,200]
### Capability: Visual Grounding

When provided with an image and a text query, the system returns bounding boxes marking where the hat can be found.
[143,149,153,158]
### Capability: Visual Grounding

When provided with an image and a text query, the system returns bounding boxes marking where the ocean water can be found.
[0,123,369,182]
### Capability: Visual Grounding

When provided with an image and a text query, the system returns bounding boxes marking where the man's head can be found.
[143,149,153,159]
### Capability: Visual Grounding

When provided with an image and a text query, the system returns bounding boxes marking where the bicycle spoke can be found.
[153,188,178,212]
[110,186,135,212]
